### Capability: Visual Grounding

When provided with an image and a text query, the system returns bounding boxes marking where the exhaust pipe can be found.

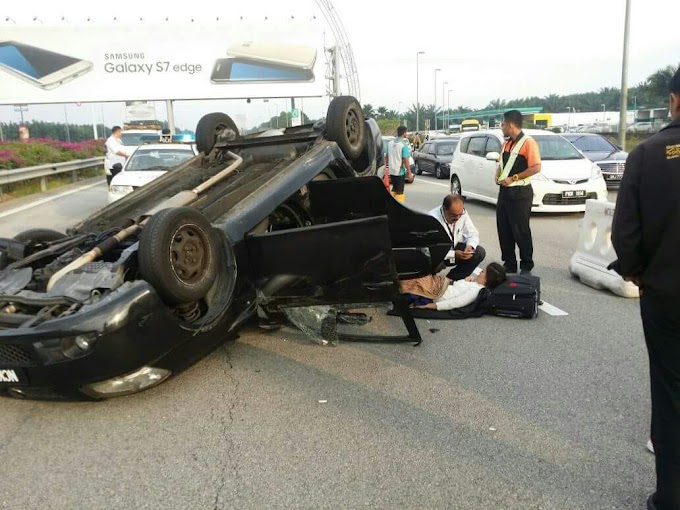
[47,152,243,291]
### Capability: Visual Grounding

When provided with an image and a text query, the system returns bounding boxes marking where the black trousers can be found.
[446,243,486,281]
[391,174,405,194]
[496,194,533,271]
[106,174,113,186]
[642,292,680,510]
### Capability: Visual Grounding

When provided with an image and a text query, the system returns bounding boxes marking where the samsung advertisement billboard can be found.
[0,20,326,104]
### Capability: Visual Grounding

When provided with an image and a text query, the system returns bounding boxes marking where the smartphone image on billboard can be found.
[0,40,93,90]
[210,58,314,84]
[226,42,317,70]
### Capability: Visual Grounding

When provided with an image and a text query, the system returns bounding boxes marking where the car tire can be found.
[414,162,422,175]
[13,228,66,245]
[139,207,219,306]
[325,96,366,160]
[435,165,443,179]
[195,113,239,154]
[451,176,462,195]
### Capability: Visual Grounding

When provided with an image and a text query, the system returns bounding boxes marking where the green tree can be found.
[362,104,376,118]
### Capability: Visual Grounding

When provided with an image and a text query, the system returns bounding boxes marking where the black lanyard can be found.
[441,207,456,240]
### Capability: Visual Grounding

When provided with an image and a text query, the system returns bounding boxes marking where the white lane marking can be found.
[539,301,569,316]
[0,181,104,220]
[413,178,450,189]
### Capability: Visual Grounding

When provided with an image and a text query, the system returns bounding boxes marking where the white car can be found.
[121,129,161,155]
[108,142,198,203]
[448,129,608,213]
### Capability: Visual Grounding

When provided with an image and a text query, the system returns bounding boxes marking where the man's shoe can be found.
[503,265,518,274]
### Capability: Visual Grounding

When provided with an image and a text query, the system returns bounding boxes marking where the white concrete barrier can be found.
[569,199,639,298]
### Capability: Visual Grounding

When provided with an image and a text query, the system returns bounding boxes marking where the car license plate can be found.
[0,368,27,385]
[606,174,623,180]
[562,190,586,198]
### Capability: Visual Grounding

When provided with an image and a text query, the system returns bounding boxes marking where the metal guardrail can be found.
[0,157,104,192]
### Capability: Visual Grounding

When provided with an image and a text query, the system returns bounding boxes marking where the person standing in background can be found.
[386,125,413,204]
[495,110,542,274]
[104,126,128,187]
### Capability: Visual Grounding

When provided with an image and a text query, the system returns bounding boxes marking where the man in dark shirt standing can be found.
[495,110,542,274]
[612,67,680,510]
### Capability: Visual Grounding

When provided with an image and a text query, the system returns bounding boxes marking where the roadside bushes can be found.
[0,138,105,170]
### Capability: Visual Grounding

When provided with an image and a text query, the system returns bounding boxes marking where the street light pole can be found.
[442,81,448,133]
[566,107,572,131]
[433,68,441,131]
[416,51,425,132]
[447,90,453,131]
[601,103,606,123]
[618,0,631,150]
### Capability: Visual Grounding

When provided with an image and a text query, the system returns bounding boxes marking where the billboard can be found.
[0,21,326,105]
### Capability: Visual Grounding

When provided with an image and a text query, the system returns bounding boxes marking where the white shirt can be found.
[428,206,480,260]
[387,138,408,176]
[105,135,127,175]
[435,280,484,310]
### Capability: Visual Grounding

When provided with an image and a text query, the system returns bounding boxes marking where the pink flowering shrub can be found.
[0,138,105,170]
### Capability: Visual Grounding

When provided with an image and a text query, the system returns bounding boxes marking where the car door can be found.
[245,177,452,309]
[483,135,503,199]
[420,143,433,173]
[463,136,489,197]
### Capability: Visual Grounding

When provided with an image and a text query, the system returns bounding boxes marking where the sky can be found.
[0,0,678,133]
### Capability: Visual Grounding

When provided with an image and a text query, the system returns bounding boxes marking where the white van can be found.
[448,129,607,212]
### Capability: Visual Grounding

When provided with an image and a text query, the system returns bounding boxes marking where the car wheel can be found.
[139,207,219,306]
[435,165,443,179]
[325,96,366,159]
[13,228,66,245]
[195,113,239,154]
[414,162,422,175]
[451,176,462,195]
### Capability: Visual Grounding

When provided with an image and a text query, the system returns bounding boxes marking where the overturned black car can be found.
[0,97,451,400]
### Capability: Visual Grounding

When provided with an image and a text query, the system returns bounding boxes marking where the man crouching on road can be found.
[429,194,486,280]
[386,125,413,204]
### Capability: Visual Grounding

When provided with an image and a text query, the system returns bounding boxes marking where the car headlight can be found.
[81,367,171,398]
[532,172,549,182]
[110,185,134,194]
[591,164,603,180]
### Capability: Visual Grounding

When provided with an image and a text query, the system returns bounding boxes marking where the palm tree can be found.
[486,99,507,110]
[377,106,388,119]
[362,104,376,118]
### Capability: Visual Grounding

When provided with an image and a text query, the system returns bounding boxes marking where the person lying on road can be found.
[400,263,506,311]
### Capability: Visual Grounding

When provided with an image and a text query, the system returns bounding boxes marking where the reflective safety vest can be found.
[498,135,533,187]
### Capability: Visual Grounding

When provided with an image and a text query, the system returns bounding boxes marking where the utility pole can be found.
[166,100,176,134]
[433,68,441,131]
[442,81,448,132]
[63,105,71,143]
[416,51,424,132]
[618,0,631,150]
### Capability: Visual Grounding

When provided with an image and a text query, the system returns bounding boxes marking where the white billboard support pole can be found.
[90,104,98,139]
[166,100,176,134]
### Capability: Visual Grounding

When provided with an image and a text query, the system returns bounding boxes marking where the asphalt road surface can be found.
[0,176,652,509]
